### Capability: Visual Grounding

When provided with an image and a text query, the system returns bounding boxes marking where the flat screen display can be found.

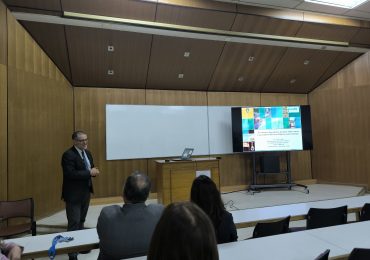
[232,105,313,152]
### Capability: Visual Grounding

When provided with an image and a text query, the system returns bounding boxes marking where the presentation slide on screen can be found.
[241,106,303,151]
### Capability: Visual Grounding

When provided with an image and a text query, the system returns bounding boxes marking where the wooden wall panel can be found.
[309,52,370,187]
[73,88,313,197]
[261,93,312,182]
[0,1,6,66]
[73,87,147,197]
[0,1,7,201]
[7,11,73,218]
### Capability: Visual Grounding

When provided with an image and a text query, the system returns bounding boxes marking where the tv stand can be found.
[248,152,309,194]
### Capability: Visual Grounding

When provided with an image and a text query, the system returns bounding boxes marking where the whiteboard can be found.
[106,105,210,160]
[208,106,234,155]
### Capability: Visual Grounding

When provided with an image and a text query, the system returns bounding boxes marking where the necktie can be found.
[81,150,91,170]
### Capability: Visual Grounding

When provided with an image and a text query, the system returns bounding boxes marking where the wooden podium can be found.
[156,158,220,205]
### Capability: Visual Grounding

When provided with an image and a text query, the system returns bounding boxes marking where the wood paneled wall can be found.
[6,10,73,217]
[74,88,311,199]
[73,87,147,197]
[0,0,7,201]
[309,52,370,187]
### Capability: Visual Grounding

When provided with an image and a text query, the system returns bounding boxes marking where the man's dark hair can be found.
[72,130,86,140]
[123,171,151,203]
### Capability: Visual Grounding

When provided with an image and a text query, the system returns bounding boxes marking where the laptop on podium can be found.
[171,148,194,161]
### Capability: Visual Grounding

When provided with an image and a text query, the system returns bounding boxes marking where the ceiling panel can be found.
[208,43,287,92]
[263,48,339,93]
[21,21,71,80]
[3,0,61,11]
[353,1,370,12]
[295,2,347,15]
[61,0,156,21]
[155,3,236,30]
[232,13,302,36]
[350,28,370,46]
[66,26,152,88]
[237,0,301,8]
[316,52,361,86]
[146,36,224,91]
[159,0,236,12]
[295,22,359,42]
[344,9,370,20]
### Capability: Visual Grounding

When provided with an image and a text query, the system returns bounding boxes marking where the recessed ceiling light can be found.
[248,56,255,62]
[290,79,296,84]
[107,45,114,52]
[178,73,184,79]
[238,76,244,82]
[304,60,310,65]
[304,0,368,9]
[107,69,114,75]
[184,52,190,58]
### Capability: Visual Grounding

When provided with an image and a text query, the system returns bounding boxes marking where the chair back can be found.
[359,203,370,221]
[0,198,36,238]
[252,216,290,238]
[314,249,330,260]
[306,205,347,230]
[348,248,370,260]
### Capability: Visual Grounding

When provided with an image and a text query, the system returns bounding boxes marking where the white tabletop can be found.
[218,231,346,260]
[6,228,99,258]
[307,220,370,252]
[6,195,370,259]
[232,194,370,227]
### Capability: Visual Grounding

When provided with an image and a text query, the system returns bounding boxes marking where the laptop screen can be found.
[181,148,194,160]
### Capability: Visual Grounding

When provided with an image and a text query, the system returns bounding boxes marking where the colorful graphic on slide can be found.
[241,106,302,151]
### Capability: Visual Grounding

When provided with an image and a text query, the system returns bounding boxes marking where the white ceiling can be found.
[217,0,370,20]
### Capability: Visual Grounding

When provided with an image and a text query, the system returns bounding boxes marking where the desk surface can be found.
[6,228,99,258]
[129,222,370,260]
[232,194,370,228]
[307,221,370,258]
[6,195,370,259]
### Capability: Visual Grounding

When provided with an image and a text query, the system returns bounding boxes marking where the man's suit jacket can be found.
[97,203,164,260]
[61,146,94,203]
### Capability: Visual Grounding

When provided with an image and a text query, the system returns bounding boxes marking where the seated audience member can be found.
[148,202,219,260]
[191,175,238,244]
[97,171,164,260]
[0,242,23,260]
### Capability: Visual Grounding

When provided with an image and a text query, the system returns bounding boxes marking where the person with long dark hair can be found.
[148,202,219,260]
[191,175,238,244]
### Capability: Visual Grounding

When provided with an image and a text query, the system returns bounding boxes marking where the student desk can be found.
[307,221,370,259]
[128,221,370,260]
[232,194,370,228]
[6,195,370,259]
[6,228,99,259]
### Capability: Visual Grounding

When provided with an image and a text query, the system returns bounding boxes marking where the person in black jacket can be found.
[191,175,238,244]
[61,130,100,260]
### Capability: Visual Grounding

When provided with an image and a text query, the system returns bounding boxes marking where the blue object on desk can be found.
[48,235,74,259]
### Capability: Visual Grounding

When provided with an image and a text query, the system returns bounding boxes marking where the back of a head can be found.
[190,175,225,225]
[148,202,219,260]
[123,171,151,203]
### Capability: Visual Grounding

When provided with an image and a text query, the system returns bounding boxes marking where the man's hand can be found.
[90,167,100,177]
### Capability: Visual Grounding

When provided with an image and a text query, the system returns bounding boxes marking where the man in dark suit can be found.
[97,172,164,260]
[61,130,100,260]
